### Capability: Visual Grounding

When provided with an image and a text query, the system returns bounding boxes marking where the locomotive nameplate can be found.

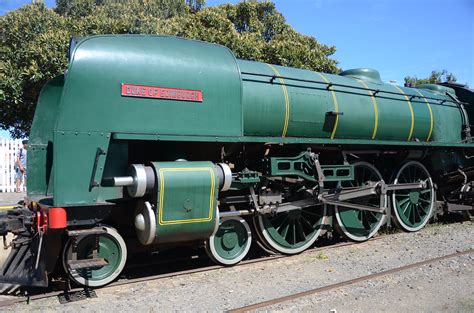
[121,84,203,102]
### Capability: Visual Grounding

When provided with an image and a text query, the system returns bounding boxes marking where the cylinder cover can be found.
[133,161,219,245]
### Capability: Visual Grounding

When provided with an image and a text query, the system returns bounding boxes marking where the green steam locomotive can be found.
[0,35,472,288]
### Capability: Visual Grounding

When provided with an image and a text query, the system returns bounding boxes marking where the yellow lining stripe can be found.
[316,73,339,139]
[266,64,290,138]
[0,205,16,210]
[414,89,434,142]
[394,85,415,141]
[356,80,379,139]
[158,168,215,225]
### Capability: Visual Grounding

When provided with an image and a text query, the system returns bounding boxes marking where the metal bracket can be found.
[249,186,260,212]
[310,153,325,187]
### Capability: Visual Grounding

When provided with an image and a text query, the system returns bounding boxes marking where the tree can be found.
[404,70,457,87]
[0,3,72,138]
[1,0,338,138]
[55,0,201,18]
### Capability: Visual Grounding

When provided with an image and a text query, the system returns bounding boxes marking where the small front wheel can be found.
[205,217,252,266]
[62,226,127,287]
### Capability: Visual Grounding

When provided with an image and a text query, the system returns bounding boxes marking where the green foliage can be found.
[1,3,72,138]
[1,0,338,138]
[55,0,197,18]
[404,70,457,87]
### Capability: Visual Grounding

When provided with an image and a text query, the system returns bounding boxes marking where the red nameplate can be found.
[121,84,203,102]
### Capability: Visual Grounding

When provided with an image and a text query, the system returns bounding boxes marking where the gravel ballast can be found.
[8,221,474,312]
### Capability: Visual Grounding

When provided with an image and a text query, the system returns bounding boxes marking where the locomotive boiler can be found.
[0,35,473,288]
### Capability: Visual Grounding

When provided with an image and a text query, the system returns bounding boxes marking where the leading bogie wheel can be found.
[205,217,252,266]
[334,161,387,242]
[391,161,435,232]
[62,226,127,287]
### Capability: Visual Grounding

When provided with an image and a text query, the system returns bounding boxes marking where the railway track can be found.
[0,229,471,310]
[0,238,372,308]
[227,248,474,313]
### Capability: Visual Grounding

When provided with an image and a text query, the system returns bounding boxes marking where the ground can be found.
[0,192,25,207]
[2,220,472,312]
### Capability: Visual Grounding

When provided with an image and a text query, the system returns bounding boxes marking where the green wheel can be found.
[255,205,327,255]
[391,161,435,232]
[335,161,387,242]
[63,226,127,287]
[205,217,252,265]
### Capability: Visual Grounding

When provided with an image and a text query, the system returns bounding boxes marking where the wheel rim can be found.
[206,217,251,265]
[256,205,326,254]
[63,226,127,287]
[392,161,435,232]
[335,161,386,242]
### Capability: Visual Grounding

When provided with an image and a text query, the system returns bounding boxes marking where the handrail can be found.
[240,71,455,104]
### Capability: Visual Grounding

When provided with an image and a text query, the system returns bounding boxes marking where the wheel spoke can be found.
[401,201,411,215]
[279,220,290,238]
[368,211,379,223]
[300,216,315,230]
[276,216,289,232]
[400,172,408,183]
[396,197,410,207]
[361,167,367,185]
[411,204,418,222]
[291,222,296,244]
[296,219,307,241]
[415,204,424,219]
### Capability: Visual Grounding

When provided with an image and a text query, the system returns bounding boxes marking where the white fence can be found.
[0,138,26,193]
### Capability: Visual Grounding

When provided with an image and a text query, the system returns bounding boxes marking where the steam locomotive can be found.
[1,35,472,288]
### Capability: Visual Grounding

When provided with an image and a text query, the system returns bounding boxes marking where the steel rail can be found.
[227,248,474,313]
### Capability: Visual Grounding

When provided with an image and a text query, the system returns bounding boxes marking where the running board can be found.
[67,227,107,237]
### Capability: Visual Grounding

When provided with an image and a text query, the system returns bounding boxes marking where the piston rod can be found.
[112,176,134,187]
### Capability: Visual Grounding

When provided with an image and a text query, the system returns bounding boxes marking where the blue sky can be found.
[1,0,473,139]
